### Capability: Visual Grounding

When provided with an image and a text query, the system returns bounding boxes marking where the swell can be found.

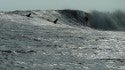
[1,9,125,31]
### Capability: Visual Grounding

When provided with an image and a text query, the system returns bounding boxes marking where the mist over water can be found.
[89,10,125,31]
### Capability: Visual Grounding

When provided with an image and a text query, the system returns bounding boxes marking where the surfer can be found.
[53,18,58,24]
[84,16,89,26]
[26,13,31,17]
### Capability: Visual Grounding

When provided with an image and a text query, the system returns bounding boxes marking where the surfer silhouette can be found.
[53,18,58,24]
[26,13,31,17]
[84,16,88,26]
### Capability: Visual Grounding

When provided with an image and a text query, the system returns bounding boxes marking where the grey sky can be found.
[0,0,125,11]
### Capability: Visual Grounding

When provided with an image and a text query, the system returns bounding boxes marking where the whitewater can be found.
[0,9,125,70]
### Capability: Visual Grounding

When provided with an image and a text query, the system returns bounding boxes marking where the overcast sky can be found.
[0,0,125,12]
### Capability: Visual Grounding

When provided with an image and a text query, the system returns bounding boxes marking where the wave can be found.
[58,9,125,31]
[2,9,125,31]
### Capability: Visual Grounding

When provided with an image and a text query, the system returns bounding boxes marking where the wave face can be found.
[58,9,86,26]
[58,10,125,31]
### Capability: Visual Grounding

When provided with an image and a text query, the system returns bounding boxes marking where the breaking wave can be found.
[58,9,125,31]
[89,10,125,31]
